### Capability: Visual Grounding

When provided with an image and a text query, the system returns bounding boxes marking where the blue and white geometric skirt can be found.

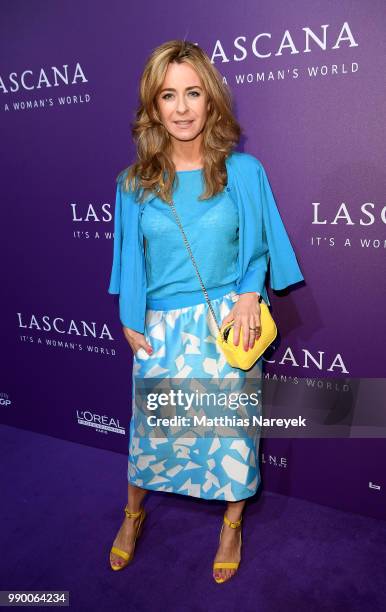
[128,290,263,502]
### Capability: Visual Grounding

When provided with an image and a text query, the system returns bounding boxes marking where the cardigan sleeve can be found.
[107,174,147,333]
[238,159,304,296]
[107,178,123,294]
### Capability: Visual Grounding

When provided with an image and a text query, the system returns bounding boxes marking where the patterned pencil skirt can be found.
[128,289,263,502]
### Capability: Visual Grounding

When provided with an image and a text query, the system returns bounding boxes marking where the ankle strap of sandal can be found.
[124,506,143,519]
[223,514,242,529]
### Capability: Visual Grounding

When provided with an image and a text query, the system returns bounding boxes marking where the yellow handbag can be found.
[168,199,278,370]
[216,298,277,369]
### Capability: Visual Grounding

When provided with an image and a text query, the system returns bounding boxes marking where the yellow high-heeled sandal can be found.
[109,505,146,571]
[213,513,243,583]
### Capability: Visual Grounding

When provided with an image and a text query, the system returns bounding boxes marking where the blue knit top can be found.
[140,168,239,309]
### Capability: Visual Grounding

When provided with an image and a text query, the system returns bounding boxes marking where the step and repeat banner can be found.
[1,1,385,519]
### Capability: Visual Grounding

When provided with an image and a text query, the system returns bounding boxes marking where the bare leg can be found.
[212,499,246,582]
[110,483,148,568]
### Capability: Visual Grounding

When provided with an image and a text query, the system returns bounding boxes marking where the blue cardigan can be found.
[108,151,304,333]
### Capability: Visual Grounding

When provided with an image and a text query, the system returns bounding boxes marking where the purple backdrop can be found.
[1,0,385,520]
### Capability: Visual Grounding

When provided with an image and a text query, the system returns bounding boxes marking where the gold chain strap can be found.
[168,199,223,336]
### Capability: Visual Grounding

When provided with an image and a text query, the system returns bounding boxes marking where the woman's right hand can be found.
[122,326,153,356]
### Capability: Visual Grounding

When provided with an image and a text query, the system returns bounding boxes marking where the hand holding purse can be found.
[167,198,277,370]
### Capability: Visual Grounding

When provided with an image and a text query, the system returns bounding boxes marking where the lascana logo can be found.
[17,312,117,357]
[312,202,386,227]
[210,22,358,63]
[0,392,11,407]
[17,313,113,340]
[71,202,112,223]
[265,345,349,374]
[311,202,386,251]
[70,201,115,242]
[0,63,87,94]
[76,410,125,435]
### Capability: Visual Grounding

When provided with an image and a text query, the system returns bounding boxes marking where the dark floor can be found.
[1,423,385,612]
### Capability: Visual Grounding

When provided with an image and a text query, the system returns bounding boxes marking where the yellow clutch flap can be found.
[216,302,277,370]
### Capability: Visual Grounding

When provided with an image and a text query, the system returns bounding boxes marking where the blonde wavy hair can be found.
[118,39,242,204]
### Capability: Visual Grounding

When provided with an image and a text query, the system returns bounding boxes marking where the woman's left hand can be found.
[220,292,261,351]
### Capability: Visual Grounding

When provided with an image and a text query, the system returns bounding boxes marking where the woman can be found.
[107,40,304,583]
